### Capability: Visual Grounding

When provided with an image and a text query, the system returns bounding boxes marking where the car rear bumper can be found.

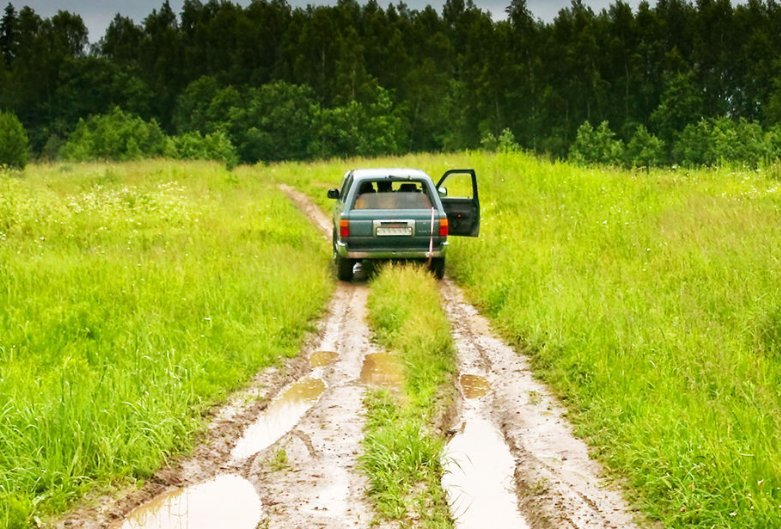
[336,241,447,259]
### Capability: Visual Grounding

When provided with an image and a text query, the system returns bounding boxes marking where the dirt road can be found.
[59,185,641,529]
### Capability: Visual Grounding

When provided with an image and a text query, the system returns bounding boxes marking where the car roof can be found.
[350,168,431,180]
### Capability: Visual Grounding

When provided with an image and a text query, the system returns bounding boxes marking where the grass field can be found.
[4,154,781,529]
[272,153,781,528]
[0,161,332,528]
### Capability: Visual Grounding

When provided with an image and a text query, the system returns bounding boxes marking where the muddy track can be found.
[244,283,376,528]
[282,185,642,529]
[57,184,641,529]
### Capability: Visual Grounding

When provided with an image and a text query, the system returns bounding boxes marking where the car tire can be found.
[336,254,354,281]
[429,257,445,280]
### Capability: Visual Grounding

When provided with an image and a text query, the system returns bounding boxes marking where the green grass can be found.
[6,152,780,528]
[361,265,456,528]
[270,152,781,528]
[0,161,333,528]
[445,153,781,528]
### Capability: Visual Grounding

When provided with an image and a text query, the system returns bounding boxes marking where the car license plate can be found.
[375,221,413,236]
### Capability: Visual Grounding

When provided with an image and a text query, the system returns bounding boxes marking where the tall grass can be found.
[0,161,332,528]
[273,152,781,528]
[362,265,455,528]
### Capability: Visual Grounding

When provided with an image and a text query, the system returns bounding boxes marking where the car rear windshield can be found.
[353,180,433,210]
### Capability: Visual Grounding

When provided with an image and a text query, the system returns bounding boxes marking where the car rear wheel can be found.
[429,257,445,280]
[336,254,354,281]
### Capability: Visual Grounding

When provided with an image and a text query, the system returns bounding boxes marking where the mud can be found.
[251,284,377,528]
[459,374,491,399]
[278,183,332,238]
[230,377,326,462]
[112,474,262,529]
[359,352,405,390]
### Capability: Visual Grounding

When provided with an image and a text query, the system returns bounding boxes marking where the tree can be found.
[228,81,319,163]
[99,15,144,67]
[52,57,153,128]
[0,111,29,168]
[624,124,665,168]
[650,69,703,145]
[1,3,18,65]
[569,120,624,165]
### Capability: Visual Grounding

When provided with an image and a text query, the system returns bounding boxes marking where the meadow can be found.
[3,153,781,529]
[271,152,781,528]
[0,161,332,527]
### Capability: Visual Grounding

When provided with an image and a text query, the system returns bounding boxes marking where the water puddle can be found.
[230,377,326,462]
[460,374,490,399]
[115,474,262,529]
[442,415,529,529]
[360,353,404,389]
[310,350,339,368]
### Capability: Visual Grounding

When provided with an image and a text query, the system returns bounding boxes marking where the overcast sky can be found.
[14,1,651,42]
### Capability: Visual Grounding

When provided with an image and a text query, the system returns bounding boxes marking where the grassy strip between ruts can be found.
[0,161,333,528]
[362,264,456,528]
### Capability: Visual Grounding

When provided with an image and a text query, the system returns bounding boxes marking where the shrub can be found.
[229,81,319,163]
[164,131,238,168]
[314,87,407,159]
[569,120,624,166]
[0,112,29,169]
[624,125,665,169]
[674,117,773,168]
[60,107,166,161]
[481,128,521,153]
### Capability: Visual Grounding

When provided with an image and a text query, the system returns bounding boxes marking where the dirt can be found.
[55,184,643,529]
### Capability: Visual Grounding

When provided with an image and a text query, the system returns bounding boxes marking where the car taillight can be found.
[439,217,448,237]
[340,219,350,238]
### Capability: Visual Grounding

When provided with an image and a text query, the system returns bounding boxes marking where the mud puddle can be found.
[443,369,527,527]
[114,474,262,529]
[360,352,405,390]
[310,350,339,367]
[443,412,529,529]
[459,374,490,399]
[230,377,326,462]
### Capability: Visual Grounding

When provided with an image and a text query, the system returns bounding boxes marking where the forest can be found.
[3,0,781,166]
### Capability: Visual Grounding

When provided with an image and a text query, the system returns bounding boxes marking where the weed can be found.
[270,449,289,471]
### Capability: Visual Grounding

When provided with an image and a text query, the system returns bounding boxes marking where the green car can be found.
[327,168,480,280]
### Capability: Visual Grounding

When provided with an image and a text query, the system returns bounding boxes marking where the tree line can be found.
[2,0,781,168]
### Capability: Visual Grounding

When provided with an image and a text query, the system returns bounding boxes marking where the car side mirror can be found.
[327,189,340,199]
[438,187,448,198]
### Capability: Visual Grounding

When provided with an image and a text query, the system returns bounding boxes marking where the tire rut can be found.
[247,283,375,528]
[439,280,641,529]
